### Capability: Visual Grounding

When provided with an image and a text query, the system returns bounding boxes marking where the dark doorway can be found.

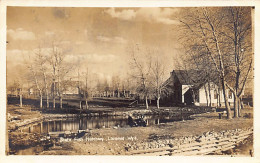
[184,89,194,105]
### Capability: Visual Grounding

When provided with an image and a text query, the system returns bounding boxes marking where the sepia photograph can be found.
[4,5,255,157]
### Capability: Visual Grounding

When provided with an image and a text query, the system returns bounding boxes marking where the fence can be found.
[126,128,253,156]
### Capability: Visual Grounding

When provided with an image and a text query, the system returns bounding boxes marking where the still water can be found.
[22,115,192,134]
[13,115,193,155]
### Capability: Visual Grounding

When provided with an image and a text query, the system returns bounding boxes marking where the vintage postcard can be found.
[1,0,260,163]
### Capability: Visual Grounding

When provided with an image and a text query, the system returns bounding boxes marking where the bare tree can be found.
[128,44,152,109]
[180,7,253,118]
[222,7,253,117]
[176,41,219,107]
[151,56,167,109]
[84,69,90,109]
[28,63,43,109]
[78,67,92,110]
[111,75,122,98]
[47,39,71,109]
[13,79,24,108]
[115,77,121,98]
[36,46,51,109]
[27,45,52,109]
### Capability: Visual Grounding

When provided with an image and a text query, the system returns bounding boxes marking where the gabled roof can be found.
[162,69,220,90]
[172,70,205,85]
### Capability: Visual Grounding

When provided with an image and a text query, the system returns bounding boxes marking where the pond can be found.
[21,114,193,134]
[12,114,194,155]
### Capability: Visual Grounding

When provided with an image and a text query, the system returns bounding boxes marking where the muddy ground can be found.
[6,104,253,156]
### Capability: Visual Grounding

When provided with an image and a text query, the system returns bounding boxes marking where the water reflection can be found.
[22,115,192,134]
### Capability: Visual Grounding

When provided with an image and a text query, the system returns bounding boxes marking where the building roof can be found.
[172,70,205,85]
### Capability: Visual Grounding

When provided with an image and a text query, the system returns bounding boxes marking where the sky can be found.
[6,7,184,85]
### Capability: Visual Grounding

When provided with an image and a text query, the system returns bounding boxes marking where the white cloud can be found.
[6,49,31,65]
[85,54,116,63]
[97,35,127,44]
[156,17,180,25]
[66,53,117,64]
[7,28,36,40]
[105,7,180,25]
[137,8,180,25]
[105,8,136,20]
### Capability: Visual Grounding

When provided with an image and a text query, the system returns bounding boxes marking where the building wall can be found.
[173,77,182,104]
[198,82,234,106]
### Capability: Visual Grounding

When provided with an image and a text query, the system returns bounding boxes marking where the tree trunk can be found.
[145,95,149,109]
[238,97,242,117]
[240,97,244,109]
[234,95,239,118]
[46,89,49,108]
[53,82,56,109]
[217,88,221,108]
[53,96,55,109]
[204,85,209,107]
[157,97,160,109]
[208,82,212,107]
[79,100,82,110]
[19,89,23,108]
[117,89,120,98]
[222,80,232,119]
[43,71,49,108]
[40,93,43,109]
[85,98,89,110]
[60,96,63,109]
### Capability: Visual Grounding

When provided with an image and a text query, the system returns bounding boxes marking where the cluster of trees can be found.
[9,40,169,110]
[8,38,75,109]
[93,75,134,98]
[7,7,252,115]
[128,45,169,109]
[178,7,253,119]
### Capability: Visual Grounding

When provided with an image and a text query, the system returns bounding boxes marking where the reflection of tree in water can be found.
[95,121,101,128]
[79,118,83,130]
[25,115,193,133]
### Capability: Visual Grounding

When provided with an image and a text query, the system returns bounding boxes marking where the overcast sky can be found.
[7,7,184,84]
